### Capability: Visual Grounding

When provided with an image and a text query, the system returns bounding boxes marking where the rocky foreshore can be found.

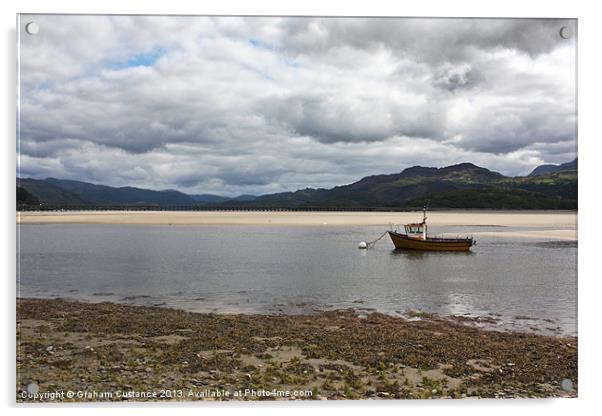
[16,298,577,402]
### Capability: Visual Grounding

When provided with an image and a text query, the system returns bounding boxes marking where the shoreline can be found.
[16,210,578,229]
[18,293,576,337]
[17,298,577,401]
[17,210,578,241]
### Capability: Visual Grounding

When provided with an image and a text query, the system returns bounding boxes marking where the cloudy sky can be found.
[17,15,577,196]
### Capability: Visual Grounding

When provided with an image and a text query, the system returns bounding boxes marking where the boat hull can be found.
[388,231,473,252]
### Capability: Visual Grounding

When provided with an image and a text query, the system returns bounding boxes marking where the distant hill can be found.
[189,194,232,204]
[224,162,575,210]
[499,170,578,201]
[42,177,196,206]
[18,178,87,206]
[188,194,257,204]
[18,178,195,207]
[16,160,577,210]
[17,186,40,206]
[17,178,257,208]
[231,194,258,202]
[529,158,578,177]
[407,186,576,210]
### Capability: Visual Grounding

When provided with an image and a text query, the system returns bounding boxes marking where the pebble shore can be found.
[16,298,577,401]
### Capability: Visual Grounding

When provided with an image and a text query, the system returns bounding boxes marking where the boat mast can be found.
[422,201,429,239]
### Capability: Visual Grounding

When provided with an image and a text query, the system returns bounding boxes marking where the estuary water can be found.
[17,223,577,336]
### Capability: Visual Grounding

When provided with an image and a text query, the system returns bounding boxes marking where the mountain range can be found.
[17,159,577,210]
[528,158,578,177]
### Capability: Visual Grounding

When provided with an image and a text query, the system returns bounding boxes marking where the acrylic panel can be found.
[16,15,577,402]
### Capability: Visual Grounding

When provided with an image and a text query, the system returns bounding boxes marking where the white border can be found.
[3,1,601,416]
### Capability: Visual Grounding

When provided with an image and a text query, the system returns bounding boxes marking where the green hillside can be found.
[16,186,40,206]
[406,186,577,210]
[231,163,577,210]
[528,158,577,176]
[17,160,578,210]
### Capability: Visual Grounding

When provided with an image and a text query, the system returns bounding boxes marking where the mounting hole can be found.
[26,382,39,395]
[25,22,39,35]
[559,26,572,40]
[560,378,573,391]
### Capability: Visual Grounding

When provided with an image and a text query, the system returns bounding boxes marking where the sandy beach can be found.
[17,210,577,240]
[16,298,577,401]
[17,210,577,241]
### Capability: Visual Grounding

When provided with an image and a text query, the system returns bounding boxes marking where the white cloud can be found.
[17,15,577,195]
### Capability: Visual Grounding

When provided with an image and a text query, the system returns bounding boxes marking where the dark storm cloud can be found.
[258,94,443,143]
[17,15,577,194]
[433,64,477,91]
[277,18,573,63]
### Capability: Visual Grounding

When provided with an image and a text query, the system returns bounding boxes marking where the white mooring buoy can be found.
[358,230,388,250]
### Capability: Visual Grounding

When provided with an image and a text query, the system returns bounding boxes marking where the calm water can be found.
[17,224,577,336]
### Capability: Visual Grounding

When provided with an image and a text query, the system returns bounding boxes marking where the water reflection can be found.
[17,223,577,335]
[389,249,474,260]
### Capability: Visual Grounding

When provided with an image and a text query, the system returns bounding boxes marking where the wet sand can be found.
[17,211,577,240]
[16,298,577,402]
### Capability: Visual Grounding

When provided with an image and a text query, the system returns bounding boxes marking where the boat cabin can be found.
[404,222,427,240]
